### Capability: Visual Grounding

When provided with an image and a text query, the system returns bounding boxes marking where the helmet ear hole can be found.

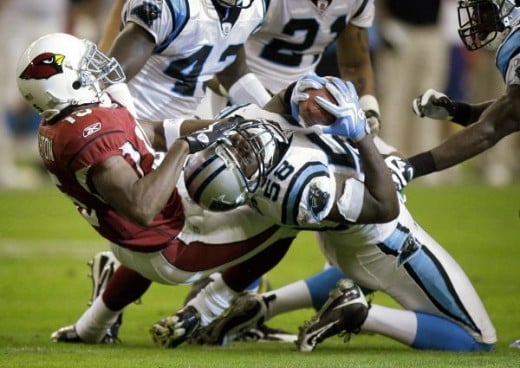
[72,81,81,90]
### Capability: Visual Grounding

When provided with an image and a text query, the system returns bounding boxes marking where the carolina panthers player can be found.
[176,75,497,352]
[410,0,519,181]
[210,0,382,133]
[102,0,271,120]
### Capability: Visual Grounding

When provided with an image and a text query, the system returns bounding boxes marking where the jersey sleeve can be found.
[496,26,520,86]
[350,0,375,28]
[124,0,188,47]
[296,172,336,226]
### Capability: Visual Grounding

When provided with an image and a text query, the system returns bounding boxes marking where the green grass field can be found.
[1,184,519,367]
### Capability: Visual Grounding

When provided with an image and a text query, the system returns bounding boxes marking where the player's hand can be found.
[384,155,414,192]
[412,89,456,120]
[359,95,381,135]
[290,72,328,121]
[314,77,369,142]
[182,118,238,153]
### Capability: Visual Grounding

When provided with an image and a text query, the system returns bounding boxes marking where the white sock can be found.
[187,274,239,326]
[361,304,417,345]
[75,296,121,343]
[262,280,313,320]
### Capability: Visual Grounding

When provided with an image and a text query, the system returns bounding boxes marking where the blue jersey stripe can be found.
[378,225,479,332]
[282,162,329,225]
[155,0,190,53]
[496,27,520,81]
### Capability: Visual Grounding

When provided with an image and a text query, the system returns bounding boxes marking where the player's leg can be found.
[318,215,496,351]
[52,258,151,343]
[150,236,295,348]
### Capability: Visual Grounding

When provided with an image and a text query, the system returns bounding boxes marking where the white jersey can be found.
[122,0,267,119]
[215,104,496,344]
[496,23,520,86]
[245,0,374,93]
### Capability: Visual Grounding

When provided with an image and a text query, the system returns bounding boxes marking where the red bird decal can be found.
[19,52,65,80]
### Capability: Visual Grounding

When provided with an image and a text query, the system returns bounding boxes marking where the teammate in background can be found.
[17,32,304,345]
[101,0,271,121]
[153,74,497,352]
[413,0,520,349]
[211,0,382,133]
[410,0,519,180]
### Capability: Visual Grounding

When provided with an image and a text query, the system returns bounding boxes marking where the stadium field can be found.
[1,184,519,367]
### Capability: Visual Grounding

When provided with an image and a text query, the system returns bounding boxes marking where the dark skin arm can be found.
[216,46,252,91]
[326,135,399,224]
[90,116,220,226]
[265,87,399,224]
[430,85,520,171]
[336,25,376,97]
[107,22,156,81]
[91,139,190,226]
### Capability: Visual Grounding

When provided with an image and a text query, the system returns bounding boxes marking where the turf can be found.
[0,184,519,367]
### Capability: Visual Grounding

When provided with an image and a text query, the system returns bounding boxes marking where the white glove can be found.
[290,72,328,122]
[360,95,381,135]
[412,89,456,120]
[384,155,414,192]
[314,77,369,142]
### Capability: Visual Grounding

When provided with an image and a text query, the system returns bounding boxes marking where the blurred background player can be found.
[411,0,519,183]
[101,0,271,121]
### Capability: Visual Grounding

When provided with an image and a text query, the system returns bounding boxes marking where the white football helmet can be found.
[16,32,125,120]
[183,119,288,211]
[458,0,520,50]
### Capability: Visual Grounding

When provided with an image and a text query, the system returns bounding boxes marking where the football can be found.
[298,87,336,127]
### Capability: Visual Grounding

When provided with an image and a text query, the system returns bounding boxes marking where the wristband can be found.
[407,151,436,179]
[228,73,271,106]
[451,102,472,126]
[163,118,184,149]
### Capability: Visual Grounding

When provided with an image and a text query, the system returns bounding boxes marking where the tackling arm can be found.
[408,85,520,177]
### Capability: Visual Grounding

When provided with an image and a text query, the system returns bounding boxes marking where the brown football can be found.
[298,87,336,127]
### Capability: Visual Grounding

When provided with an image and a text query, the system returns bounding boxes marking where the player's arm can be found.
[408,85,520,176]
[92,118,240,225]
[215,46,272,106]
[307,77,398,223]
[91,139,190,226]
[336,24,380,134]
[138,118,221,151]
[97,0,126,52]
[107,22,156,81]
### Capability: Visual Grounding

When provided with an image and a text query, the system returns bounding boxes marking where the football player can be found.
[16,32,303,345]
[410,0,519,181]
[82,0,285,341]
[19,35,383,346]
[210,0,381,133]
[168,74,497,352]
[101,0,272,120]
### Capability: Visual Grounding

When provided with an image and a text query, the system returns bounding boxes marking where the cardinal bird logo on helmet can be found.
[19,52,64,80]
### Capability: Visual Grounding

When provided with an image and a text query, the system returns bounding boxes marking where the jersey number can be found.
[263,160,295,201]
[164,44,242,96]
[260,17,345,67]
